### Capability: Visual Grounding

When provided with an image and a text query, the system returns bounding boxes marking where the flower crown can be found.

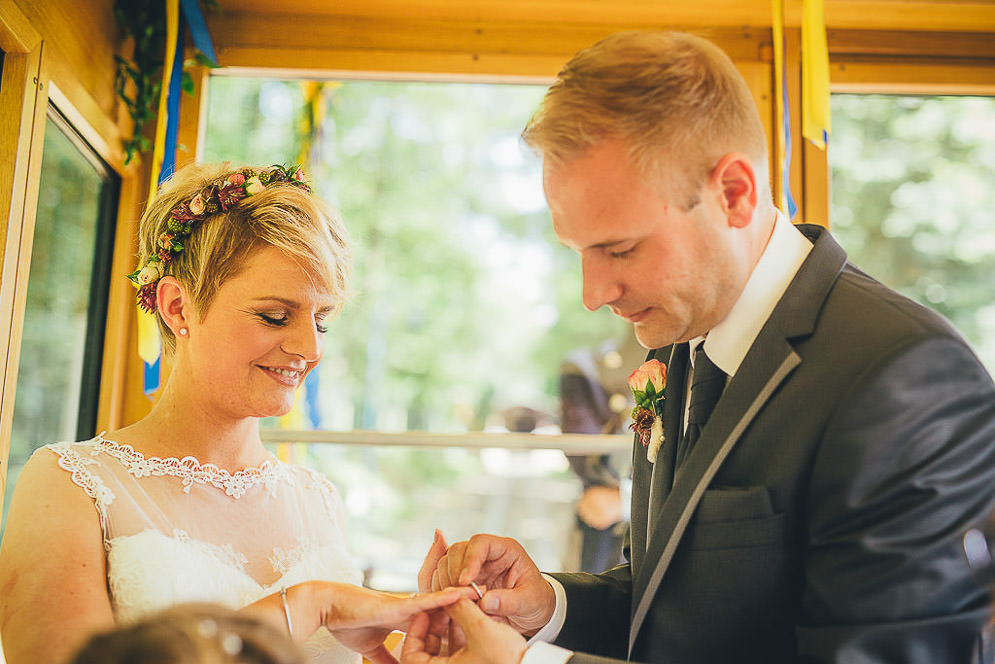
[128,165,311,313]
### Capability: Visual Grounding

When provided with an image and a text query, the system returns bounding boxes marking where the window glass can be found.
[829,95,995,372]
[203,79,631,586]
[1,108,118,528]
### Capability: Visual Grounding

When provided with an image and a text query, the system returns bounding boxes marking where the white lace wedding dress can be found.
[46,434,363,664]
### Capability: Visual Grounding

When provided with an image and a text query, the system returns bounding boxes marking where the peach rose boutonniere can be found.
[628,359,666,463]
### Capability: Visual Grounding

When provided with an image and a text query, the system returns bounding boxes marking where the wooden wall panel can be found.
[9,0,124,155]
[0,0,153,495]
[0,40,46,514]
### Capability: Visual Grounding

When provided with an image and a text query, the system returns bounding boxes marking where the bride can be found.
[0,163,465,664]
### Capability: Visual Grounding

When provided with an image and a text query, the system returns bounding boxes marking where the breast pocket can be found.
[689,485,787,550]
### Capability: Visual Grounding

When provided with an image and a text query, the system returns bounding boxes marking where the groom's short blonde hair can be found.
[523,31,769,207]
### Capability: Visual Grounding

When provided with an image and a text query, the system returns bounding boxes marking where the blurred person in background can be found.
[559,330,645,573]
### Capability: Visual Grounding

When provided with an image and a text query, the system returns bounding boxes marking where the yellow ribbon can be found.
[802,0,831,149]
[137,308,161,366]
[137,0,180,375]
[772,0,789,213]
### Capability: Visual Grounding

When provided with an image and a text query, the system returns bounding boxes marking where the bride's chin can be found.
[250,398,295,420]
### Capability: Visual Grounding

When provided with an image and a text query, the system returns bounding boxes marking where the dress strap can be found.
[46,439,114,550]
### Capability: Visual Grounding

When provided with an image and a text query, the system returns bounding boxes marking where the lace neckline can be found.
[88,433,286,498]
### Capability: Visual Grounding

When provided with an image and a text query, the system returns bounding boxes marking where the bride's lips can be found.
[259,365,304,386]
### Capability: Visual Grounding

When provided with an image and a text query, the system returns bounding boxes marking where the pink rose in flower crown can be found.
[189,193,206,215]
[628,359,667,463]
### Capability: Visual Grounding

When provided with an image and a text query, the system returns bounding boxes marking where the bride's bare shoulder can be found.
[0,442,114,664]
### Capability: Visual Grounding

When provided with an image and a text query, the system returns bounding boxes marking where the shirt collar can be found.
[696,209,813,376]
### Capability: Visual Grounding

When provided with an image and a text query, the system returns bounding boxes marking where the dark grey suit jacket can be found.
[550,225,995,663]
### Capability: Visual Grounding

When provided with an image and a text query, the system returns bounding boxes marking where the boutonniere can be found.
[628,359,666,463]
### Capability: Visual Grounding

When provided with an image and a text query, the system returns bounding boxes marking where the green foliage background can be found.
[203,79,627,433]
[829,95,995,371]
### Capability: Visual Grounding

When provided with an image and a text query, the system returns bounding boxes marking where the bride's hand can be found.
[303,582,473,664]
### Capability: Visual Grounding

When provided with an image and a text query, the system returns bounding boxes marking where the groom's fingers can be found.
[456,535,519,587]
[418,529,449,592]
[402,613,431,663]
[365,644,399,664]
[445,598,492,634]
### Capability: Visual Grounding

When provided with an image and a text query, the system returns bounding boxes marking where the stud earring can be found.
[178,328,188,336]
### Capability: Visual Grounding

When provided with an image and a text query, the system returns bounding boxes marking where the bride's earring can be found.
[178,328,188,336]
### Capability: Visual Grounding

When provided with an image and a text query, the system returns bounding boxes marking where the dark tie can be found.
[677,345,726,466]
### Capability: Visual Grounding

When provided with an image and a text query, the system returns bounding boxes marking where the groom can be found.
[405,30,995,664]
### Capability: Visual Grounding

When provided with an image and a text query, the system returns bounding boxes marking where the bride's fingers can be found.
[377,587,475,632]
[418,530,448,592]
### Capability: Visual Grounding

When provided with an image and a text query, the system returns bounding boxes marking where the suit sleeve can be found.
[549,561,633,658]
[798,335,995,662]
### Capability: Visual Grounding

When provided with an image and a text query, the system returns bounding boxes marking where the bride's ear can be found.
[156,277,191,337]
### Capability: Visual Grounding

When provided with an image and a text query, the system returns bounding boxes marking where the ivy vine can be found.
[113,0,218,164]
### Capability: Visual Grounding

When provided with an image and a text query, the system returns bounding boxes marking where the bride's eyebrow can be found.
[250,296,335,314]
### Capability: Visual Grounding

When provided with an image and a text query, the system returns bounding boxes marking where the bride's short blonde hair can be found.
[136,162,353,354]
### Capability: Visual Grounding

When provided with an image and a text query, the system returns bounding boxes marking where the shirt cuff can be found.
[528,574,567,645]
[522,642,574,664]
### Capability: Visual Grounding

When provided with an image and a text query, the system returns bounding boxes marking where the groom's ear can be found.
[711,153,758,229]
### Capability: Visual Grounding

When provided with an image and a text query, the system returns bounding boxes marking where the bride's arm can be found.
[243,582,471,664]
[0,450,115,664]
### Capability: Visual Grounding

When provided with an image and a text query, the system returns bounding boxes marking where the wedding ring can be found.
[470,582,484,600]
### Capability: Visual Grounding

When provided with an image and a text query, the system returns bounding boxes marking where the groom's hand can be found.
[432,534,555,638]
[402,599,527,664]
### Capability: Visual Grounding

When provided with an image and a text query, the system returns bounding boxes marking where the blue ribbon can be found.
[305,366,322,429]
[159,10,185,185]
[179,0,217,65]
[781,75,798,220]
[144,356,162,395]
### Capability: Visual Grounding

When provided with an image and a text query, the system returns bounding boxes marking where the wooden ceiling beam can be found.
[829,29,995,60]
[213,0,995,33]
[207,12,771,77]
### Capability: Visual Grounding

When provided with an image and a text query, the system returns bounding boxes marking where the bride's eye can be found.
[258,313,289,327]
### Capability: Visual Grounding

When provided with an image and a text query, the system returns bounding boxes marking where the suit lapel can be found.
[627,224,847,657]
[646,344,687,544]
[630,344,680,573]
[628,341,800,656]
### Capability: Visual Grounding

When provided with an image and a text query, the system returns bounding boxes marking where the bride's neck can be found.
[112,384,268,470]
